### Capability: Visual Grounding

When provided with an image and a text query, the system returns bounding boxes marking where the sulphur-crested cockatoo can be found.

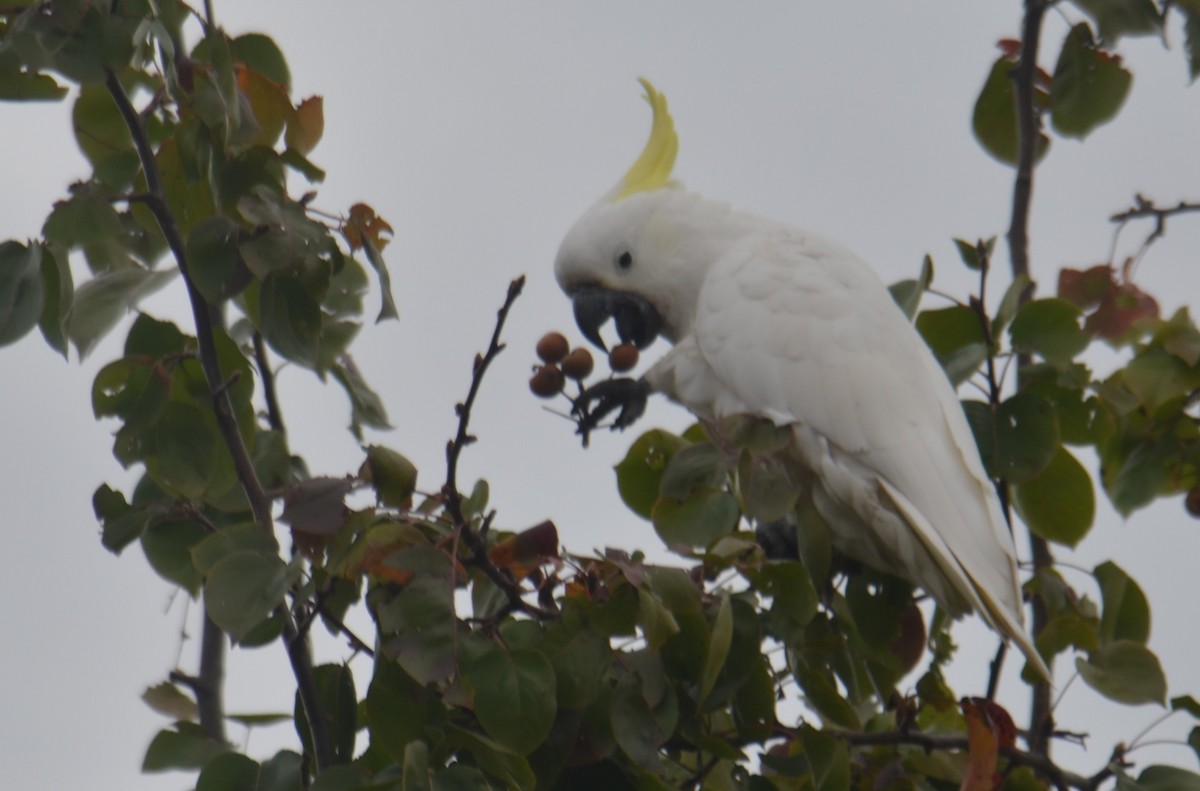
[554,79,1049,680]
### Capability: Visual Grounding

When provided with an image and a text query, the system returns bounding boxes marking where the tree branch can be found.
[104,68,334,772]
[439,277,554,620]
[1004,0,1055,757]
[253,332,286,433]
[1109,195,1200,265]
[829,729,1120,791]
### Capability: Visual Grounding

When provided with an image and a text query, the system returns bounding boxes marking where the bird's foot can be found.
[571,377,650,446]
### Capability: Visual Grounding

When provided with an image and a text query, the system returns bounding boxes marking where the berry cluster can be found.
[529,332,639,398]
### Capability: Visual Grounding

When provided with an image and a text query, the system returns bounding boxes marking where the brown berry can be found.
[561,347,595,380]
[609,343,639,373]
[536,332,569,364]
[1186,487,1200,519]
[529,364,565,398]
[888,601,926,676]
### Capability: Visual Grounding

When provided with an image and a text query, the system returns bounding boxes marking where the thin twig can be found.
[104,68,334,772]
[253,332,286,433]
[439,277,555,620]
[443,276,525,525]
[1108,195,1200,269]
[1004,0,1055,757]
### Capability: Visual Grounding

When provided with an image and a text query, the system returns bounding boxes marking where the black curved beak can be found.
[571,286,662,351]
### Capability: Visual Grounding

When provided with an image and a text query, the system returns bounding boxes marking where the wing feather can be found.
[688,228,1033,651]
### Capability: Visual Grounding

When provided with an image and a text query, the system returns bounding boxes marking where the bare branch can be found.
[1004,0,1056,756]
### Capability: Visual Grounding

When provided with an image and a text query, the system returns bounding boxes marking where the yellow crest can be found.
[614,79,678,201]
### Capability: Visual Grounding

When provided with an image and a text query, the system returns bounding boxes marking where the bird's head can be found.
[555,79,718,350]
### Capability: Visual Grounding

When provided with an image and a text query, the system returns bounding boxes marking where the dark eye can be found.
[617,251,633,270]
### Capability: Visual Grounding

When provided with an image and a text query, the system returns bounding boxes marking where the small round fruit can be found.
[536,332,569,364]
[561,347,595,380]
[1186,487,1200,518]
[529,364,565,398]
[609,343,639,373]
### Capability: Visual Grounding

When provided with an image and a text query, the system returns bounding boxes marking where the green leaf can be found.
[196,753,259,791]
[1070,0,1162,43]
[1126,766,1200,791]
[0,240,44,347]
[611,654,678,772]
[888,254,933,320]
[37,243,72,356]
[331,357,391,439]
[72,83,138,187]
[993,272,1032,337]
[43,195,125,248]
[365,658,446,764]
[66,267,177,359]
[1051,23,1133,139]
[952,237,994,271]
[738,449,800,522]
[258,272,321,368]
[651,489,740,550]
[359,232,399,323]
[1173,695,1200,718]
[145,402,229,500]
[187,217,250,304]
[403,741,431,791]
[142,723,229,771]
[374,545,458,685]
[141,681,200,722]
[1094,561,1150,645]
[637,586,681,650]
[800,725,852,791]
[972,54,1050,167]
[233,33,291,89]
[542,620,610,709]
[363,445,417,508]
[973,393,1061,483]
[1014,447,1095,546]
[658,441,728,500]
[699,593,734,704]
[795,667,861,729]
[204,550,295,642]
[1076,640,1167,705]
[763,560,819,643]
[444,725,536,790]
[0,65,68,101]
[191,524,280,575]
[615,429,688,519]
[294,664,357,764]
[468,647,557,755]
[141,519,208,595]
[915,305,988,386]
[1102,436,1178,516]
[1009,298,1090,364]
[92,356,170,434]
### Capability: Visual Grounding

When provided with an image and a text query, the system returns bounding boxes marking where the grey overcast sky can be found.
[2,3,1199,788]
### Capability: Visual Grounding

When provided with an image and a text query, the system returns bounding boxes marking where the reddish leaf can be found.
[1086,280,1159,341]
[488,520,560,579]
[342,202,394,252]
[959,698,1016,791]
[286,95,324,155]
[1058,264,1115,310]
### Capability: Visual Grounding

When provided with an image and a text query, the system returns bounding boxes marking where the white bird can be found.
[554,79,1050,680]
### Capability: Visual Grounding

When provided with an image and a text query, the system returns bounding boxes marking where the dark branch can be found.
[443,275,525,526]
[253,332,286,433]
[1109,195,1200,263]
[439,278,554,620]
[1003,0,1055,757]
[829,729,1119,791]
[105,68,334,773]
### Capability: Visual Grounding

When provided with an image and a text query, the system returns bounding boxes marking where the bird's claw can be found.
[571,377,651,446]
